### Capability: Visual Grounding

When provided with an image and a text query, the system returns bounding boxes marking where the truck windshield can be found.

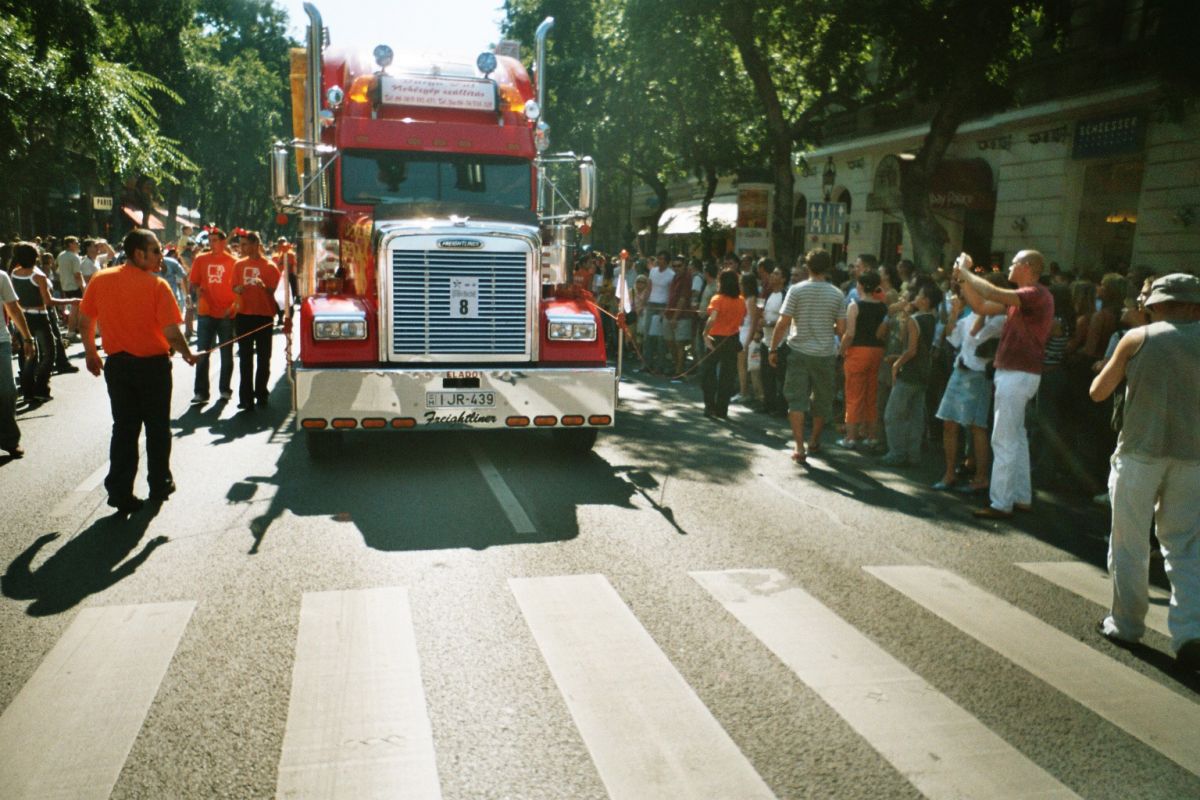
[342,150,531,209]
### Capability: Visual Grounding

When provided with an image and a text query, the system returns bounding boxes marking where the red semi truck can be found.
[272,3,614,456]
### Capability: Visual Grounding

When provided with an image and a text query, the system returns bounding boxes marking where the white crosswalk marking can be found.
[866,565,1200,778]
[693,569,1079,800]
[1017,561,1172,637]
[0,601,195,800]
[510,574,776,800]
[276,588,441,800]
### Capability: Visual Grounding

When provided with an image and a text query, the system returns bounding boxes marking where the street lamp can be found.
[822,158,836,201]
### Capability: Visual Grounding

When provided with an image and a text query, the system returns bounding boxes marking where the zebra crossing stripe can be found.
[1017,561,1172,638]
[866,566,1200,777]
[510,574,775,800]
[692,569,1079,800]
[276,588,441,800]
[0,601,195,800]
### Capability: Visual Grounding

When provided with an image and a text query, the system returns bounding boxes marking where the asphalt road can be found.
[1,334,1198,800]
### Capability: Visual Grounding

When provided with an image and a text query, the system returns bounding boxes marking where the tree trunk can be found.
[638,170,669,256]
[698,165,718,259]
[900,85,973,271]
[726,8,795,266]
[165,182,181,242]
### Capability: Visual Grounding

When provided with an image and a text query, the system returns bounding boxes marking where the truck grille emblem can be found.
[438,238,484,249]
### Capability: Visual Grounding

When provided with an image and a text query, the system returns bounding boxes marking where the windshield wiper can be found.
[350,194,384,204]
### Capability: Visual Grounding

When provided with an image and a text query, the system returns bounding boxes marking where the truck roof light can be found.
[476,52,497,77]
[523,100,540,121]
[373,44,393,69]
[326,85,345,109]
[534,121,550,153]
[391,418,417,429]
[348,75,378,104]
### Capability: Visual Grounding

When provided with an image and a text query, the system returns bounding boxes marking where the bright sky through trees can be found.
[283,0,506,57]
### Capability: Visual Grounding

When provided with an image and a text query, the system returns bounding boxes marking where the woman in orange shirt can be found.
[701,269,746,419]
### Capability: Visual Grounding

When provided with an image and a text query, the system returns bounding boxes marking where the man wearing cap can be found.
[79,229,197,513]
[188,228,237,405]
[1090,272,1200,672]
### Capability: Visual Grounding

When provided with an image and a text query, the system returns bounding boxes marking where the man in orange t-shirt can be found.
[187,228,237,404]
[231,230,280,410]
[80,228,197,513]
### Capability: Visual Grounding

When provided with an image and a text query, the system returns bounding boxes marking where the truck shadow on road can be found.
[2,510,167,617]
[237,428,640,553]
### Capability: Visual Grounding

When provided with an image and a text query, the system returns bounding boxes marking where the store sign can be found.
[806,201,848,237]
[380,75,496,112]
[1073,112,1144,159]
[92,196,113,210]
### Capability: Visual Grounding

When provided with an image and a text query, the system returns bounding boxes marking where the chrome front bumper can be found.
[294,365,616,430]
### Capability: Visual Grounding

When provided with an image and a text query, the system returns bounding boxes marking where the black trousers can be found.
[236,314,274,404]
[104,353,172,500]
[18,314,53,398]
[702,335,739,416]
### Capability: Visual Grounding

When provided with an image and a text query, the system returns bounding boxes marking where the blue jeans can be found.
[194,315,234,398]
[0,340,19,450]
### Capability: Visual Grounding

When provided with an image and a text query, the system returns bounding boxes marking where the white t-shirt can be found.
[79,254,109,278]
[0,271,16,344]
[56,250,83,291]
[763,290,785,326]
[647,267,675,304]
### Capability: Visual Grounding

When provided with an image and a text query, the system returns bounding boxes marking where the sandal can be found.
[807,440,823,454]
[955,481,989,494]
[791,449,807,464]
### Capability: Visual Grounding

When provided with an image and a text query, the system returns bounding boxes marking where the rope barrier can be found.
[596,306,728,382]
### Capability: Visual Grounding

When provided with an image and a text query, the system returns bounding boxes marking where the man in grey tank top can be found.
[1089,273,1200,672]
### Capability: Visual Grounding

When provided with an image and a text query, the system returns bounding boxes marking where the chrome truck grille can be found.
[390,249,530,359]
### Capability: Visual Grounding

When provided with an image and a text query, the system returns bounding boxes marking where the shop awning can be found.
[122,205,202,231]
[642,196,739,236]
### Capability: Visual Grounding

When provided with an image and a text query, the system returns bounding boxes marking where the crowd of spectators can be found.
[600,243,1181,506]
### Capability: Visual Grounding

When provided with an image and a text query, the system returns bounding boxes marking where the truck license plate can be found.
[426,391,496,408]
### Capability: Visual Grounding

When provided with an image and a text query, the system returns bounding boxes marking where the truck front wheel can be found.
[552,428,598,454]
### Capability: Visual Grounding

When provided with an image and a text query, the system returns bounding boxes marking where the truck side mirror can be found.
[271,142,290,205]
[578,157,596,219]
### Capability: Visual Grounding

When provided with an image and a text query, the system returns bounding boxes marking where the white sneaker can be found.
[219,389,233,400]
[190,394,208,406]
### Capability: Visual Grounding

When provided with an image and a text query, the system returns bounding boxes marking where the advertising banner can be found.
[380,75,497,112]
[735,184,771,252]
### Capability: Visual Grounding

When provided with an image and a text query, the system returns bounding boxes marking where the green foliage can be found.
[0,0,293,235]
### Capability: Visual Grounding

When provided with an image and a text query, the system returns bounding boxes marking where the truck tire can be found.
[552,428,598,454]
[304,429,343,458]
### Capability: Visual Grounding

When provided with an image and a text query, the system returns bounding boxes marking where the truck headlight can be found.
[313,317,367,340]
[547,317,596,341]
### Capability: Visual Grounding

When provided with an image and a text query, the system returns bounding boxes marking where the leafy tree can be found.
[0,11,193,235]
[860,0,1055,270]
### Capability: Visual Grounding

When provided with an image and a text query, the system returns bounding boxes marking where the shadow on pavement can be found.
[1,506,167,617]
[235,426,640,555]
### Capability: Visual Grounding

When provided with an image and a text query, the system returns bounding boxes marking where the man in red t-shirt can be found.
[231,231,280,411]
[955,250,1053,518]
[80,229,197,513]
[187,228,237,404]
